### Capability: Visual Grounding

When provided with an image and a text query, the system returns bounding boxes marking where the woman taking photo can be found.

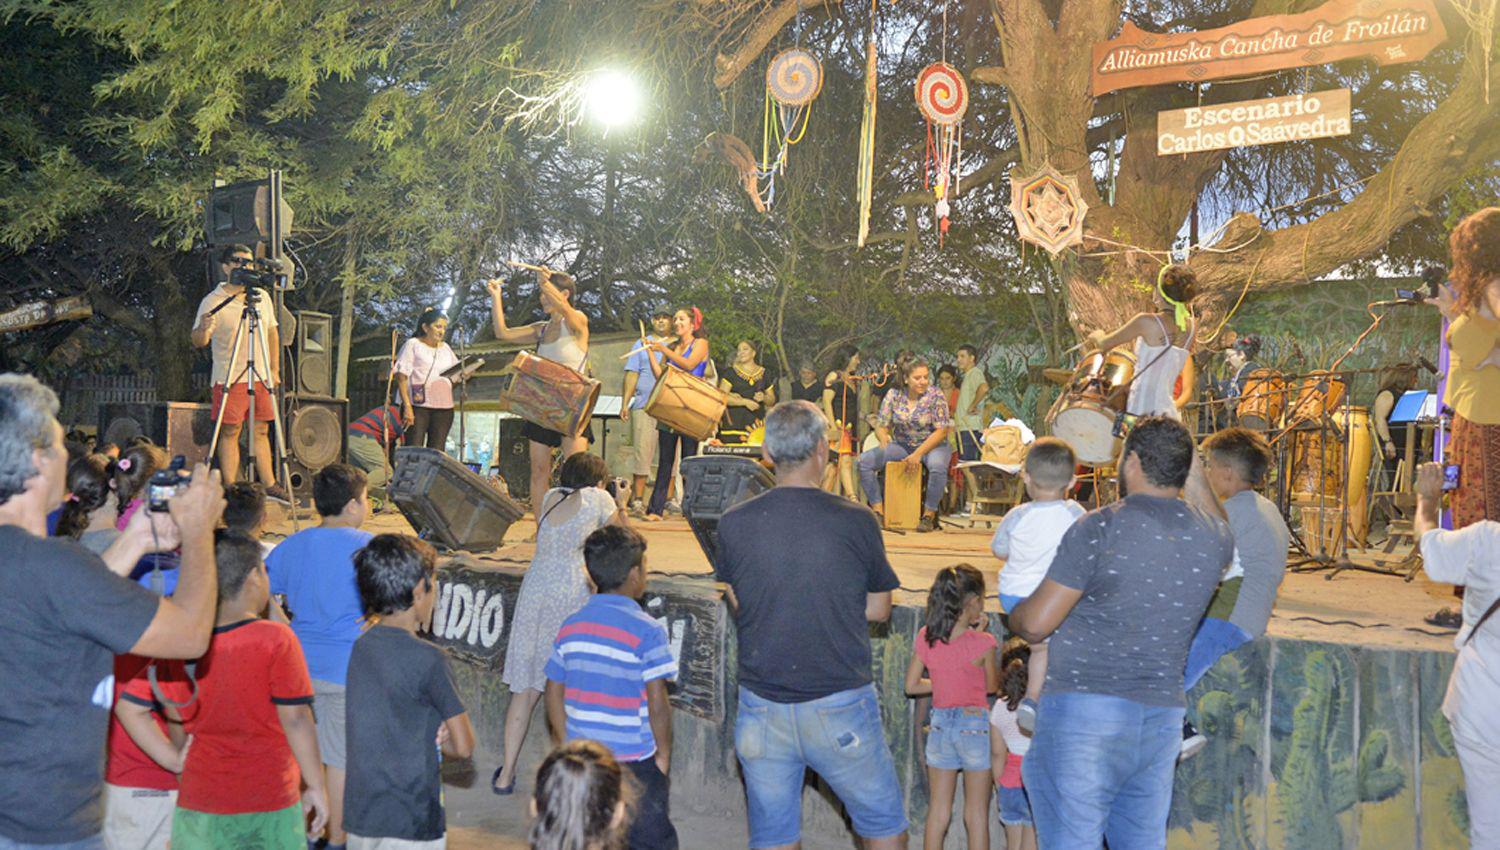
[1086,263,1198,419]
[720,339,775,436]
[493,453,629,794]
[643,308,710,522]
[394,307,459,452]
[858,360,953,532]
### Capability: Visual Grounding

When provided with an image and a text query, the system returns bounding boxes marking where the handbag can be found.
[411,345,440,406]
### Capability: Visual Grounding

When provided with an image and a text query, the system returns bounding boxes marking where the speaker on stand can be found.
[294,311,334,398]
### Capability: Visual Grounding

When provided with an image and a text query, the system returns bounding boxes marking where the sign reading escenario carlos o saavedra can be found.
[1091,0,1445,96]
[1157,88,1351,155]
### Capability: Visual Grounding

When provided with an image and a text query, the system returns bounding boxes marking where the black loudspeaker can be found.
[99,403,214,467]
[681,455,776,570]
[283,396,347,497]
[295,311,334,398]
[493,417,533,502]
[390,447,525,552]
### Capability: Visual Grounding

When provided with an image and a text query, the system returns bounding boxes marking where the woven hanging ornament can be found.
[758,48,821,210]
[915,62,968,244]
[767,48,823,107]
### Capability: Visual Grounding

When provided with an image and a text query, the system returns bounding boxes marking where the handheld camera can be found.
[147,455,188,512]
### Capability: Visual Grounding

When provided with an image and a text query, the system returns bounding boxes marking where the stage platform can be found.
[267,507,1459,655]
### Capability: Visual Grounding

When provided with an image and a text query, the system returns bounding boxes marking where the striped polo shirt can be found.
[543,594,678,762]
[348,405,405,446]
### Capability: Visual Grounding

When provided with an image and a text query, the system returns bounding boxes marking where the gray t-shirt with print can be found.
[1043,494,1234,707]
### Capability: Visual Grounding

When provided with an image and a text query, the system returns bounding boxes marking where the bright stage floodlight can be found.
[584,70,642,128]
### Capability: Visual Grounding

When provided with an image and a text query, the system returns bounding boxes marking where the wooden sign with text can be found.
[1157,88,1352,155]
[1092,0,1446,96]
[0,295,92,334]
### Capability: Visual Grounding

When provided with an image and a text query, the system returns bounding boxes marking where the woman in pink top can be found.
[906,563,999,850]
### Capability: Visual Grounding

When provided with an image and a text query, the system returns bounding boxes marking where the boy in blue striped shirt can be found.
[545,525,679,850]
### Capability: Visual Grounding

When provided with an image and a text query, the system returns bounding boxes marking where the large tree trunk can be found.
[712,0,1500,344]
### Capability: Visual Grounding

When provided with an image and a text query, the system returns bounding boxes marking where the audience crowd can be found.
[2,365,1491,850]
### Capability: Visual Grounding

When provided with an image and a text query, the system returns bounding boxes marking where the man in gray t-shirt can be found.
[1184,428,1290,690]
[1011,416,1233,850]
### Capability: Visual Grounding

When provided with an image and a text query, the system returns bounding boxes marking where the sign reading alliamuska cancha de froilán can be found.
[1091,0,1446,96]
[1157,88,1352,155]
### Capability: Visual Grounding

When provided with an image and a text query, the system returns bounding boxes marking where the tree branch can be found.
[1192,56,1500,304]
[713,0,840,89]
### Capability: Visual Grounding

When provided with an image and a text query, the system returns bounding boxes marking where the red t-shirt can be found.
[914,626,997,709]
[167,619,314,814]
[106,656,183,791]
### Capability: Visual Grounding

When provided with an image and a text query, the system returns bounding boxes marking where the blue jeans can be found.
[1022,691,1183,850]
[0,835,104,850]
[858,442,952,513]
[1183,617,1252,692]
[734,685,908,848]
[924,706,991,771]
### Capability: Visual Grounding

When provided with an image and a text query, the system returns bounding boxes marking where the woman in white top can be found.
[1085,263,1198,420]
[394,307,460,450]
[486,269,592,512]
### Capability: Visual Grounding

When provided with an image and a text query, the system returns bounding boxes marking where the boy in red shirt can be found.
[106,655,187,850]
[166,531,329,849]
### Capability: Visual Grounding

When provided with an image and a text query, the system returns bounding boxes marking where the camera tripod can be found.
[205,286,299,529]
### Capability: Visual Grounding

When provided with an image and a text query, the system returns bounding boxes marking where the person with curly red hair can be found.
[1430,207,1500,528]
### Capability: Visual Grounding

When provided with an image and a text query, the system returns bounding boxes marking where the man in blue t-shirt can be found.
[621,311,674,513]
[264,463,373,849]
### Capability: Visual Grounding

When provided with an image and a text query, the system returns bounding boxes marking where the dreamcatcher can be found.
[759,47,823,210]
[916,61,968,244]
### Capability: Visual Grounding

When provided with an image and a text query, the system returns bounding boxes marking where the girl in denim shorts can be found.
[991,638,1037,850]
[905,564,999,850]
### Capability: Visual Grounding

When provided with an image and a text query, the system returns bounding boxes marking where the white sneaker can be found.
[1179,721,1207,761]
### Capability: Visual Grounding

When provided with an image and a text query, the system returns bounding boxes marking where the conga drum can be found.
[1286,371,1346,426]
[1340,406,1374,546]
[1049,348,1136,466]
[1236,369,1286,430]
[501,350,600,436]
[645,367,729,442]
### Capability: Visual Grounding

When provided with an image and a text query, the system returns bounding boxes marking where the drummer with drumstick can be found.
[485,267,592,513]
[642,307,711,522]
[1084,264,1199,421]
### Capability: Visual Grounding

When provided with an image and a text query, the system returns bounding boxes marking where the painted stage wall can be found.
[431,560,1467,849]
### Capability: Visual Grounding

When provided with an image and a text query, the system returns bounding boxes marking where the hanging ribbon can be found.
[856,0,879,247]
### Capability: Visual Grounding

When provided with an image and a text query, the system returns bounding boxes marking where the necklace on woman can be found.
[733,363,763,383]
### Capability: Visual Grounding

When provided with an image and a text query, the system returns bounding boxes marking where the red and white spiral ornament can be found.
[915,62,968,243]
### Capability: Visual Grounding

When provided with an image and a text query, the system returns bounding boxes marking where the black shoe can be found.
[264,484,292,504]
[1425,607,1462,629]
[1179,719,1207,761]
[491,764,515,795]
[916,514,939,533]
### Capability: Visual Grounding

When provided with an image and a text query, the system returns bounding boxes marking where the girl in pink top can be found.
[906,563,999,850]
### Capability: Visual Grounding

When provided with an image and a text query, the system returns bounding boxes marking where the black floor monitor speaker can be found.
[283,395,347,498]
[99,402,214,467]
[390,447,525,552]
[681,455,776,571]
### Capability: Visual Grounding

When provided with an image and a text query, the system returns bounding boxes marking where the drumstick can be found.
[506,259,552,273]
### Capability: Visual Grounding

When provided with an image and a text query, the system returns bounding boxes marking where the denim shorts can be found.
[999,593,1028,614]
[735,685,908,848]
[924,706,991,771]
[997,785,1033,826]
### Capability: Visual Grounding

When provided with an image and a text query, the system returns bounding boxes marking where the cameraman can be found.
[191,244,287,499]
[0,374,224,849]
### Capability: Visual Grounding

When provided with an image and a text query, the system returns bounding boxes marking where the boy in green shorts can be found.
[168,531,329,848]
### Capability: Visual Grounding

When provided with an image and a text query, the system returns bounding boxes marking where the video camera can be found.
[229,257,294,291]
